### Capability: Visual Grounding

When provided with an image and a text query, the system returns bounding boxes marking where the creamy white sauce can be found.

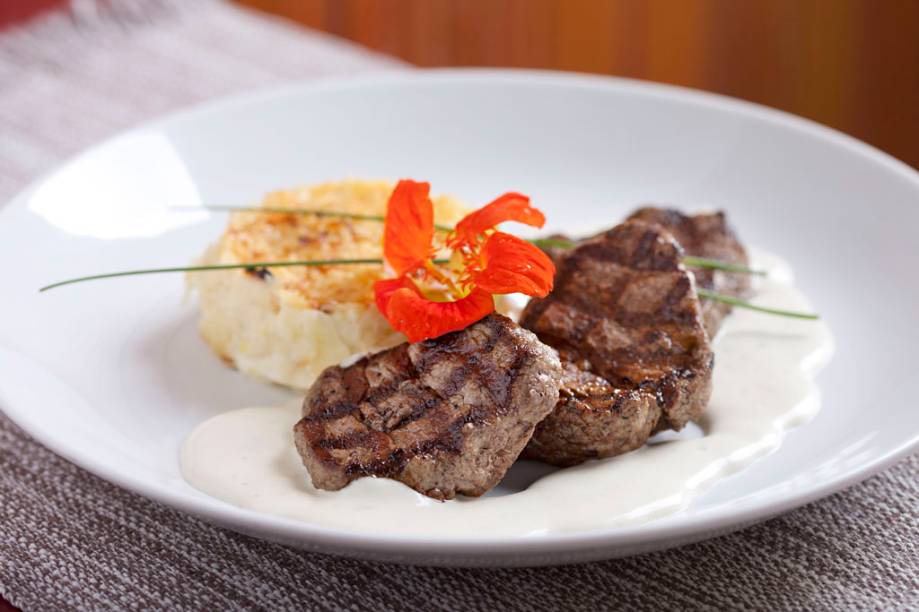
[181,249,833,537]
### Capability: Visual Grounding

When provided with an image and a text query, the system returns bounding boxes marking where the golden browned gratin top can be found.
[216,180,469,308]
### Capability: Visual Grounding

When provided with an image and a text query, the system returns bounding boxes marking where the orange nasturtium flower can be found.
[373,179,556,343]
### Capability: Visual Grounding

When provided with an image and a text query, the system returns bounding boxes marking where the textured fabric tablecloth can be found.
[1,2,917,610]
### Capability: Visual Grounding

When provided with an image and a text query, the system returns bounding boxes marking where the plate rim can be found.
[2,68,918,564]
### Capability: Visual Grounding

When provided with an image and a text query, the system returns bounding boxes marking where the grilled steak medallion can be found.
[626,207,751,336]
[293,314,562,500]
[522,362,660,467]
[520,221,713,466]
[538,208,750,337]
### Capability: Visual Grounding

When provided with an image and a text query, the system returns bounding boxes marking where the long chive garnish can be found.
[697,289,819,320]
[189,207,576,250]
[39,259,820,320]
[178,210,766,276]
[176,208,767,276]
[173,206,455,233]
[683,256,767,276]
[528,237,578,249]
[39,258,445,292]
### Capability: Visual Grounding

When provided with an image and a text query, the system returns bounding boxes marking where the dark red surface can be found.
[0,596,20,612]
[0,0,66,28]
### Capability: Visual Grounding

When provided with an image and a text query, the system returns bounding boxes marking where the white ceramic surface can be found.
[1,70,917,566]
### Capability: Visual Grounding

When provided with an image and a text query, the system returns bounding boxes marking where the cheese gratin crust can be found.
[189,179,470,390]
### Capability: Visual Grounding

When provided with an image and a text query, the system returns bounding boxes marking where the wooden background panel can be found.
[237,0,919,169]
[0,0,66,25]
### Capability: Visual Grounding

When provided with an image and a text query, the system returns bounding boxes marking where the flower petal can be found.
[472,231,555,297]
[384,179,434,275]
[453,192,546,244]
[373,276,415,320]
[373,277,495,343]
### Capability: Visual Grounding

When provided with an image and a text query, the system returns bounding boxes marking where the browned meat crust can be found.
[626,207,751,336]
[520,221,713,466]
[293,314,562,499]
[522,362,659,467]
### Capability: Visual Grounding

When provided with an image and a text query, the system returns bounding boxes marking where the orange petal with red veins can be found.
[454,192,546,243]
[383,179,434,275]
[472,231,555,297]
[373,277,495,343]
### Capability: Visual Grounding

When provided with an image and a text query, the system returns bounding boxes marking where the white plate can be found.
[1,70,917,566]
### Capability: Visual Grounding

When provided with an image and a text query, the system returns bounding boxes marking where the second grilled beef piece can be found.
[293,314,562,500]
[520,221,713,466]
[538,208,750,337]
[626,207,751,337]
[522,362,660,466]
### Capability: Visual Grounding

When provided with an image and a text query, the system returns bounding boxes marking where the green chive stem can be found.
[39,258,454,292]
[176,207,767,276]
[40,258,820,321]
[528,237,578,249]
[684,256,767,276]
[173,206,455,233]
[697,288,819,320]
[174,208,763,276]
[46,208,770,294]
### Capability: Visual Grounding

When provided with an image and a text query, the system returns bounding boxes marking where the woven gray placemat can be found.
[1,2,916,610]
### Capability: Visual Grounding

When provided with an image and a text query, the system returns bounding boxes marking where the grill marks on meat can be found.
[295,208,745,484]
[520,221,714,466]
[626,207,751,337]
[293,314,561,500]
[538,208,751,338]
